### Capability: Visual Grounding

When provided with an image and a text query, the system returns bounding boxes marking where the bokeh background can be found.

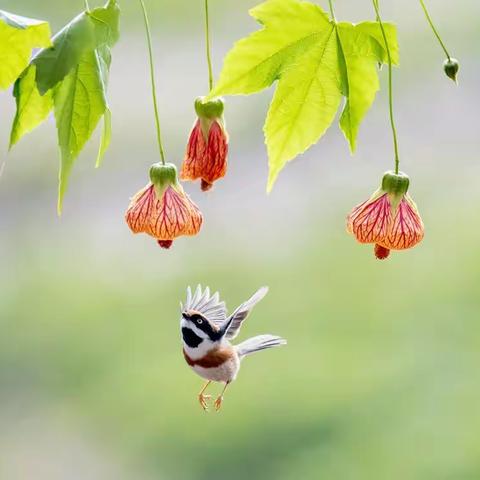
[1,0,479,479]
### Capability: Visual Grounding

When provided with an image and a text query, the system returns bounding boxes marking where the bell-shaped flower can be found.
[347,171,424,259]
[126,163,203,249]
[181,97,228,192]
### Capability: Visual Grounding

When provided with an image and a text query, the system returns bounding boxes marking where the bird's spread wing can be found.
[224,286,269,340]
[181,285,227,325]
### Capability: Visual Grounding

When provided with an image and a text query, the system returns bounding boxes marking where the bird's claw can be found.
[197,387,225,412]
[198,393,212,411]
[214,395,224,412]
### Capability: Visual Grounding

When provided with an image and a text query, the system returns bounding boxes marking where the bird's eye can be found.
[197,318,203,324]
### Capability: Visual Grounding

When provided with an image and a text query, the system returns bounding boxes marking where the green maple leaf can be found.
[0,10,51,90]
[94,44,113,168]
[9,0,120,213]
[32,0,119,95]
[10,65,54,146]
[209,0,399,191]
[54,49,109,210]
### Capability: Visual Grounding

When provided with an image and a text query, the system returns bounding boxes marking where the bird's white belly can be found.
[191,356,240,383]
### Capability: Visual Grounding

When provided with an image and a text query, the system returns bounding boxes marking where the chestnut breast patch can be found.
[183,346,234,369]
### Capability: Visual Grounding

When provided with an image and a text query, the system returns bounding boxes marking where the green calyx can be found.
[149,162,179,197]
[443,58,459,83]
[381,170,410,200]
[194,96,224,119]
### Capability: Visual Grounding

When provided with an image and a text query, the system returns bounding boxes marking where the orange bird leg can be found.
[198,381,212,411]
[214,382,230,412]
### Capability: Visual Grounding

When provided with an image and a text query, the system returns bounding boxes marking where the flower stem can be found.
[204,0,214,91]
[139,0,166,164]
[84,0,90,11]
[328,0,336,22]
[372,0,400,174]
[418,0,451,59]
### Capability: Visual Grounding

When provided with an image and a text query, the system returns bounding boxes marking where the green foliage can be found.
[32,2,119,96]
[96,106,112,168]
[53,50,109,208]
[9,0,120,213]
[10,65,53,146]
[210,0,399,191]
[0,10,51,90]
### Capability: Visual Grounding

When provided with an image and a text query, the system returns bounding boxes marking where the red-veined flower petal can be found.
[125,184,156,235]
[202,120,228,189]
[181,120,207,181]
[347,193,392,244]
[383,194,424,250]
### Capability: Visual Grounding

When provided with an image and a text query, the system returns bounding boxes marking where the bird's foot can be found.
[198,393,212,411]
[214,395,224,412]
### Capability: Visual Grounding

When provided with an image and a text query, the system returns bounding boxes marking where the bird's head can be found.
[180,285,228,351]
[181,310,223,348]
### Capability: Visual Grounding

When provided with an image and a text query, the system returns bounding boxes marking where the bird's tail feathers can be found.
[236,334,287,358]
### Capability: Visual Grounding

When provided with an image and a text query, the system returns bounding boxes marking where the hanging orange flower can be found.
[347,171,424,260]
[126,163,203,248]
[181,97,228,192]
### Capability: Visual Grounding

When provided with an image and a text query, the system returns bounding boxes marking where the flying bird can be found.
[180,285,286,411]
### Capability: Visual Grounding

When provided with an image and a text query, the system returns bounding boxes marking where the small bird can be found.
[180,285,286,411]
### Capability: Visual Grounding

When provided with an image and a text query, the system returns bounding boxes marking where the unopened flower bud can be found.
[443,58,459,83]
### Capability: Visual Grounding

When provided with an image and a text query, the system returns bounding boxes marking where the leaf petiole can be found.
[328,0,336,22]
[372,0,400,174]
[139,0,166,164]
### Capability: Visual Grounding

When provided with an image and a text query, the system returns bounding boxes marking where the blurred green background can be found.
[1,0,479,479]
